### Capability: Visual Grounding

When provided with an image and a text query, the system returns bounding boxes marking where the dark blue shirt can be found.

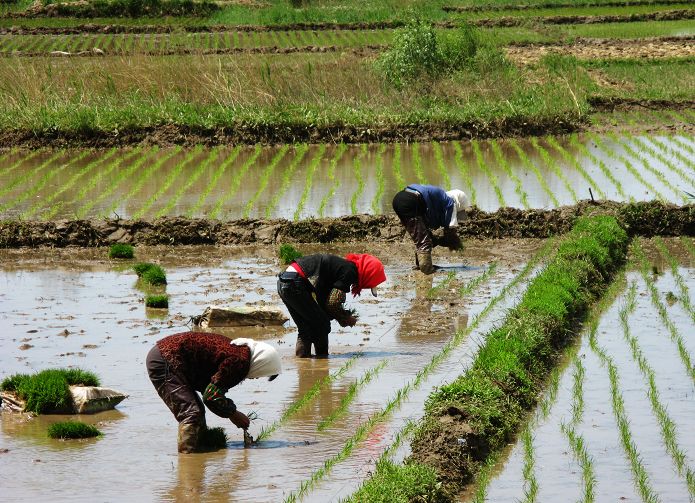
[408,184,454,229]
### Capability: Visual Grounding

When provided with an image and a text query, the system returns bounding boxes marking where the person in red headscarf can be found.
[277,253,386,358]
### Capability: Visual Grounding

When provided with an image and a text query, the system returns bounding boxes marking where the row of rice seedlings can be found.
[243,145,290,218]
[0,150,65,204]
[391,143,406,192]
[586,132,665,201]
[490,139,530,208]
[432,141,452,189]
[318,143,347,218]
[609,132,686,204]
[295,144,327,220]
[369,144,387,215]
[287,242,553,502]
[619,280,695,498]
[186,146,241,217]
[459,261,498,297]
[411,143,427,186]
[634,241,695,383]
[256,354,360,441]
[472,140,505,207]
[509,139,559,207]
[568,134,627,199]
[209,144,262,219]
[132,146,201,219]
[653,136,695,174]
[630,136,695,197]
[682,236,695,260]
[77,147,160,218]
[426,271,457,299]
[653,238,695,325]
[350,144,368,215]
[0,147,19,168]
[0,149,42,189]
[265,144,309,218]
[530,137,578,203]
[0,150,89,215]
[155,147,222,218]
[588,277,660,503]
[27,148,119,220]
[546,136,607,200]
[521,426,538,503]
[316,359,389,431]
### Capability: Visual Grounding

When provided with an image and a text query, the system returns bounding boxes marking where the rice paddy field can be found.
[0,0,693,501]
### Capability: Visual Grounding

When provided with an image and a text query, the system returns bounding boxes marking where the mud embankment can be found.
[1,201,692,248]
[443,0,689,12]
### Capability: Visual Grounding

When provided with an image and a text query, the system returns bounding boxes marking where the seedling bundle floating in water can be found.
[133,262,167,286]
[48,421,101,440]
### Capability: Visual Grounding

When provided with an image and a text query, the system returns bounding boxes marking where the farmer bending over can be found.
[146,332,281,453]
[277,253,386,358]
[392,184,470,274]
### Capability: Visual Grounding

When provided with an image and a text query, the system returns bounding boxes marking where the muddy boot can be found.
[178,422,201,454]
[295,337,312,358]
[416,251,434,275]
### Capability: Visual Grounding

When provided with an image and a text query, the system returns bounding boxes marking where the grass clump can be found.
[133,262,167,286]
[108,243,134,259]
[279,244,302,265]
[145,294,169,308]
[48,421,101,440]
[1,368,100,414]
[347,459,444,503]
[199,426,228,449]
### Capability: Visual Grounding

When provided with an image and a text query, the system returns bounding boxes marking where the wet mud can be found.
[0,201,692,248]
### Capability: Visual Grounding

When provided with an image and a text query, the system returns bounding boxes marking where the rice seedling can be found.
[209,144,262,219]
[568,134,626,200]
[0,149,41,183]
[411,143,426,185]
[472,140,505,207]
[561,423,596,503]
[278,244,302,265]
[109,244,134,259]
[530,137,578,203]
[369,144,386,215]
[76,147,159,219]
[426,271,456,299]
[318,143,347,218]
[155,147,221,218]
[134,146,204,219]
[491,139,529,208]
[391,143,406,192]
[546,136,606,200]
[265,144,309,219]
[256,354,360,441]
[539,365,562,419]
[133,262,167,286]
[145,294,169,308]
[649,136,695,174]
[243,145,290,218]
[432,141,451,189]
[0,150,65,203]
[510,139,559,207]
[350,145,367,215]
[294,144,327,220]
[471,452,504,503]
[653,238,695,325]
[316,359,388,431]
[48,421,101,440]
[521,426,538,503]
[458,262,498,298]
[199,426,228,449]
[633,241,694,382]
[187,146,241,217]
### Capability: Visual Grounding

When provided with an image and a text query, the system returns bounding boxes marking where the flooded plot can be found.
[0,133,693,221]
[480,238,695,503]
[0,239,543,502]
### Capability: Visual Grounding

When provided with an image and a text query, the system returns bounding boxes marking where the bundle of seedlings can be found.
[108,244,134,259]
[48,420,101,440]
[145,294,169,309]
[199,426,228,450]
[279,244,303,265]
[355,215,630,500]
[133,262,167,286]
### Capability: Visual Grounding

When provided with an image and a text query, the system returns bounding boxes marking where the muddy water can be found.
[0,133,692,222]
[0,239,542,501]
[479,239,695,503]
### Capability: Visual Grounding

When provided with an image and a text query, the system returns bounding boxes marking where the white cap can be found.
[446,190,471,227]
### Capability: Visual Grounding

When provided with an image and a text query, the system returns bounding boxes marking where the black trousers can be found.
[277,272,331,357]
[392,190,433,252]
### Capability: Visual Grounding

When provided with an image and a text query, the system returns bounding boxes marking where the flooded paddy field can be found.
[476,237,695,503]
[0,239,544,502]
[0,132,693,222]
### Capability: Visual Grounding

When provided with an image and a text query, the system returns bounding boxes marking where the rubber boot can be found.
[178,422,201,454]
[416,251,434,275]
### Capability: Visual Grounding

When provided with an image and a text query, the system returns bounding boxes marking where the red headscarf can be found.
[345,253,386,297]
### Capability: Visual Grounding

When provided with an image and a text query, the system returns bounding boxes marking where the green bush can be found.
[48,421,101,439]
[133,263,167,286]
[199,426,228,449]
[108,244,134,259]
[279,244,302,265]
[1,369,99,414]
[145,294,169,308]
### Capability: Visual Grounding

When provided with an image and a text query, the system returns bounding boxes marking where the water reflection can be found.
[167,450,233,503]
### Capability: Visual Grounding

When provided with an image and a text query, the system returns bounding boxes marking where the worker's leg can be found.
[404,217,434,274]
[278,275,331,357]
[312,333,329,358]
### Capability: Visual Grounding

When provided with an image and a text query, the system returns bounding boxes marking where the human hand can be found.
[230,410,250,429]
[339,315,358,327]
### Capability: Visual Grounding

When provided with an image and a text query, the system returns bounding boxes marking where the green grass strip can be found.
[412,143,426,186]
[243,145,289,218]
[509,138,558,207]
[370,144,386,215]
[654,237,695,325]
[531,136,578,203]
[256,354,360,441]
[350,144,367,215]
[265,144,309,219]
[317,359,388,431]
[634,240,695,383]
[295,144,327,221]
[569,134,627,200]
[491,139,529,208]
[472,140,505,207]
[546,136,606,200]
[209,144,262,219]
[187,146,241,217]
[392,143,405,193]
[432,141,452,189]
[318,143,347,218]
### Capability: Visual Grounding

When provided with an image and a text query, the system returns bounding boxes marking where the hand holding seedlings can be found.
[230,410,250,430]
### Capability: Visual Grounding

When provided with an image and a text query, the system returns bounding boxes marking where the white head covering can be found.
[231,338,282,380]
[446,189,471,227]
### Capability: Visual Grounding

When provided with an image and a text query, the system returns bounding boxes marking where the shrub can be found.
[1,369,99,414]
[145,294,169,308]
[199,426,228,449]
[279,244,303,265]
[108,244,134,259]
[133,263,167,286]
[48,421,101,439]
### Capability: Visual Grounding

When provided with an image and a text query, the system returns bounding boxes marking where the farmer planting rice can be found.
[277,253,386,358]
[146,332,281,453]
[392,184,471,274]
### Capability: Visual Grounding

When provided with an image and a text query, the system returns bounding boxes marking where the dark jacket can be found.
[408,184,454,229]
[294,254,358,312]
